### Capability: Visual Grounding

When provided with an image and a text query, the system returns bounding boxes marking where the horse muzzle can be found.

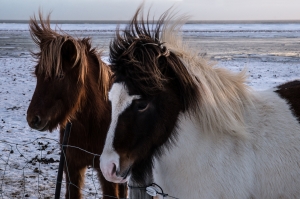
[100,161,129,183]
[27,114,49,131]
[100,150,131,183]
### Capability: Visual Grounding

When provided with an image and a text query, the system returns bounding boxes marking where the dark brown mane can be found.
[29,12,111,99]
[109,7,199,111]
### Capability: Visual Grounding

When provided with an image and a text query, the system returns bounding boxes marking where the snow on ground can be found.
[0,57,102,198]
[0,23,300,198]
[1,57,299,199]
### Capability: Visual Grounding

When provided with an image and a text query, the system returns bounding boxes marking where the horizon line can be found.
[1,19,300,24]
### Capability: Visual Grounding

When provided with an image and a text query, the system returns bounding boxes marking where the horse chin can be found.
[120,177,129,183]
[103,171,130,183]
[40,120,59,132]
[103,165,131,183]
[114,174,130,184]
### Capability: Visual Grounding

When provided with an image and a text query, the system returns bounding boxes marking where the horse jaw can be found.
[100,82,139,183]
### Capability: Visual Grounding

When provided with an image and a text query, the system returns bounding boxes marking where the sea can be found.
[1,20,300,61]
[1,20,300,34]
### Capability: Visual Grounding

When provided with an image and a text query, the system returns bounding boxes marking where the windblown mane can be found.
[110,7,199,112]
[29,12,111,99]
[110,7,254,136]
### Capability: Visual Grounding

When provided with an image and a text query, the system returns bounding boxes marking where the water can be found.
[2,21,300,34]
[0,22,300,60]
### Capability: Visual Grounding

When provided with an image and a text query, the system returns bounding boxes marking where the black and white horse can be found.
[100,7,300,198]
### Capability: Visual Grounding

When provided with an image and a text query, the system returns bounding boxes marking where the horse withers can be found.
[99,6,300,199]
[26,13,126,199]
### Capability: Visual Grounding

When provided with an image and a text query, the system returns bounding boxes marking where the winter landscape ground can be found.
[0,22,300,198]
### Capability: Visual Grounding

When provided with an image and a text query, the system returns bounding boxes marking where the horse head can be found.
[26,13,102,132]
[100,7,199,185]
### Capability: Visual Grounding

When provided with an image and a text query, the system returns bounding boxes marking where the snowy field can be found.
[0,22,300,198]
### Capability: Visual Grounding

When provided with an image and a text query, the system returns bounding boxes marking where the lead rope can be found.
[129,183,179,199]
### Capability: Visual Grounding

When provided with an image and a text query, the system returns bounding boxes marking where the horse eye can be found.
[136,101,149,112]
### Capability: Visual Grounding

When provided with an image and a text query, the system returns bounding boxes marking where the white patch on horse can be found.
[153,90,300,198]
[100,82,140,182]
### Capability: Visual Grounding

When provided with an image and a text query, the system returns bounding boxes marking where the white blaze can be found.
[100,82,140,182]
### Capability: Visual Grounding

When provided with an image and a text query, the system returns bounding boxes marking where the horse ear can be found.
[61,40,77,66]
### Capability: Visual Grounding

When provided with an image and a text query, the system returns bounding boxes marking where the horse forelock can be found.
[109,6,200,113]
[110,9,164,95]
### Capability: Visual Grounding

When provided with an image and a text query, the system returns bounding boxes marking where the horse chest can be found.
[152,114,255,198]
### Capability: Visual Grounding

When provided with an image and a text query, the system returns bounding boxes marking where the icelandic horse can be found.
[26,13,127,199]
[99,6,300,199]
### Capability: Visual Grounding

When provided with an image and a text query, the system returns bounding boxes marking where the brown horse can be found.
[26,13,126,199]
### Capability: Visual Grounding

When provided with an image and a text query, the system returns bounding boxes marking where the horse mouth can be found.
[117,166,132,181]
[37,121,49,131]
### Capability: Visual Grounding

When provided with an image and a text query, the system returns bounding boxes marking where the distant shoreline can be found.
[1,20,300,24]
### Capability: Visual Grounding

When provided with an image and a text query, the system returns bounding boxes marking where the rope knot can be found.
[129,182,179,199]
[142,42,170,58]
[160,45,170,57]
[158,41,170,57]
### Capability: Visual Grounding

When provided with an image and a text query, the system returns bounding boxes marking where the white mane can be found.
[161,17,254,137]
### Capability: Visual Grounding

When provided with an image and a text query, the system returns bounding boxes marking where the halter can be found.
[128,183,179,199]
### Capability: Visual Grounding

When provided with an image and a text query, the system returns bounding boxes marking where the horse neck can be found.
[193,64,252,137]
[74,55,111,133]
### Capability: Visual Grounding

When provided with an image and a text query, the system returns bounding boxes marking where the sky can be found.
[0,0,300,21]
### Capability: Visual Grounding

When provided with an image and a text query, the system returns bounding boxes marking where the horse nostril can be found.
[112,163,117,176]
[32,115,41,126]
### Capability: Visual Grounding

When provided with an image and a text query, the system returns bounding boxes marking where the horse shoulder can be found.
[153,91,300,198]
[153,113,254,198]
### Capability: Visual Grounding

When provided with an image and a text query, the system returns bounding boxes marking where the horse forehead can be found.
[109,82,140,114]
